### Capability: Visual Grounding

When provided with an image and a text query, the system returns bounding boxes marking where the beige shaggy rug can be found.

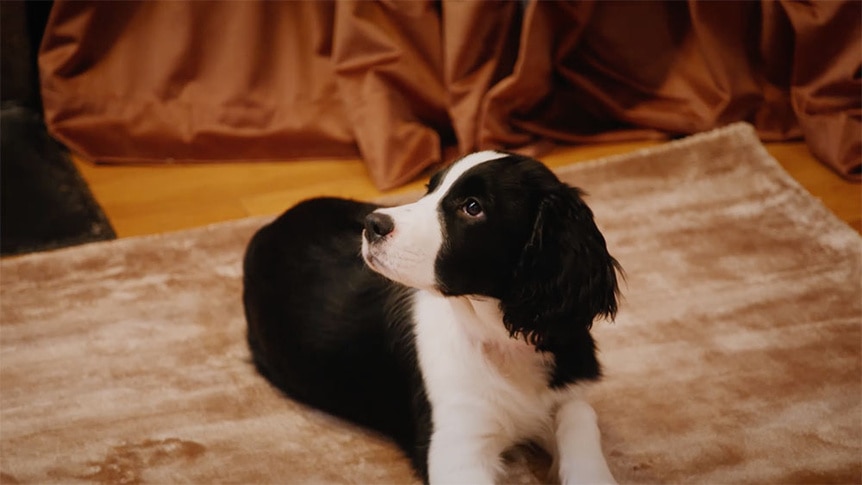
[1,123,860,484]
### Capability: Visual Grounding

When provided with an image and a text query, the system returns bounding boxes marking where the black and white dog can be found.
[243,151,621,484]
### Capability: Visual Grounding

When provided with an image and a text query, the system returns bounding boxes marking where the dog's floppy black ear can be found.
[501,186,620,352]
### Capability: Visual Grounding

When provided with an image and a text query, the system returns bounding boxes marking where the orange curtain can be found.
[39,1,861,189]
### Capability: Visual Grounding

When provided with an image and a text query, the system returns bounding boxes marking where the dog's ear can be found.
[501,186,620,352]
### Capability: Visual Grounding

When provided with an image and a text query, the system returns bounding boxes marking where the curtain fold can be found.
[39,0,860,189]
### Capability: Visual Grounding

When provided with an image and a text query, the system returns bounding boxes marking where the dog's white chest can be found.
[479,338,552,392]
[412,292,557,442]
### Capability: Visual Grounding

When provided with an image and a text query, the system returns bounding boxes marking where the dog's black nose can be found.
[364,212,395,242]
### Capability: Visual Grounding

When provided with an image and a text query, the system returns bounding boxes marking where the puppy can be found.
[243,151,621,484]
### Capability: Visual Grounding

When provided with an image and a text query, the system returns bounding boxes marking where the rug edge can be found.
[555,122,862,243]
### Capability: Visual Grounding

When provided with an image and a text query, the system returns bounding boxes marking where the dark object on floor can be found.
[1,104,115,256]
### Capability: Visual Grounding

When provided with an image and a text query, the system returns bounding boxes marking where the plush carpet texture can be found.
[1,123,859,484]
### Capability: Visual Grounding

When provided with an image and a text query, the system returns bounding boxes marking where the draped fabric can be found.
[39,0,861,189]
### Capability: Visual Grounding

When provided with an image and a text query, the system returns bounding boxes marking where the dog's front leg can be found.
[427,423,504,484]
[554,398,617,485]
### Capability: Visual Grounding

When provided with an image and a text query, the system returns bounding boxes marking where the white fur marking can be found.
[362,151,508,290]
[413,292,614,484]
[556,399,617,484]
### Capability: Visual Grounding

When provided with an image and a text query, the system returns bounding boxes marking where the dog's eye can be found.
[461,198,483,217]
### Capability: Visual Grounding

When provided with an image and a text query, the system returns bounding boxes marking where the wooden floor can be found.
[72,141,861,238]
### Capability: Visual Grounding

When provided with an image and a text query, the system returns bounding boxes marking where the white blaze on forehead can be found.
[364,150,508,291]
[430,150,509,199]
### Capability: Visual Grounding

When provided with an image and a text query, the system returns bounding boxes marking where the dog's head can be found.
[362,151,620,351]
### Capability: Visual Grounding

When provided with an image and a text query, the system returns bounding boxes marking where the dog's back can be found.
[243,197,431,474]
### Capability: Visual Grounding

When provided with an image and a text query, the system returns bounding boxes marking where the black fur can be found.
[243,198,432,480]
[501,183,621,387]
[433,157,539,298]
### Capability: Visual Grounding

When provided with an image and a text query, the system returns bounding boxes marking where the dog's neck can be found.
[449,296,526,347]
[449,295,553,386]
